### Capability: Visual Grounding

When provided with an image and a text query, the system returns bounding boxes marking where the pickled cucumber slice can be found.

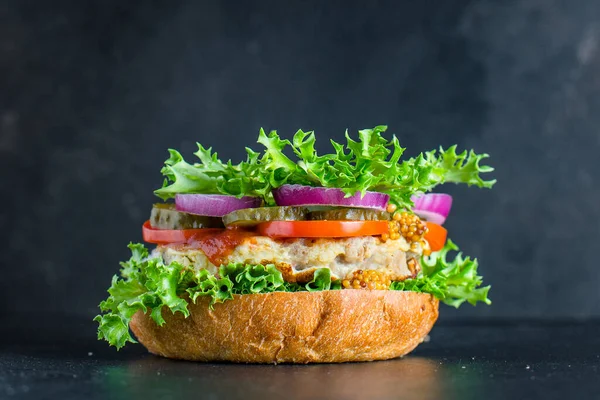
[150,203,224,229]
[308,208,390,221]
[222,206,308,226]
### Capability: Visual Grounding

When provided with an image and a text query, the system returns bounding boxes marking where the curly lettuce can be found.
[154,126,495,208]
[154,145,272,201]
[390,239,491,307]
[95,243,340,349]
[96,240,489,349]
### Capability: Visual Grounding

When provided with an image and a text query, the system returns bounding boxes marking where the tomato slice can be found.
[424,222,447,252]
[142,220,223,244]
[256,220,389,238]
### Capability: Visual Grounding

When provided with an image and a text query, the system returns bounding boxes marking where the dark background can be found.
[1,0,599,322]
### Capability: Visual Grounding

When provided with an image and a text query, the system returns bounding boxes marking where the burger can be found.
[95,125,494,363]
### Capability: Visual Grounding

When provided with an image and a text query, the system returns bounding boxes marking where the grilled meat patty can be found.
[152,235,422,283]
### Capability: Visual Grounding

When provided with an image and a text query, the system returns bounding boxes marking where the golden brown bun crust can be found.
[130,290,439,364]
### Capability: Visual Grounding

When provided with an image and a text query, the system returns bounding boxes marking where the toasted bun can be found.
[130,290,439,363]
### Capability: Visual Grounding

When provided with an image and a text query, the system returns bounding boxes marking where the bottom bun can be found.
[130,290,439,363]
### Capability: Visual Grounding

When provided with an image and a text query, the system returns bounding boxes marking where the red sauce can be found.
[183,227,257,266]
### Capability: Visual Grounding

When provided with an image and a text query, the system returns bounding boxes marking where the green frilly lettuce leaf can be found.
[154,145,272,201]
[154,126,495,208]
[390,239,491,307]
[95,243,339,349]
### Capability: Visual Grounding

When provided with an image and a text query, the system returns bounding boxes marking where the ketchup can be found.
[185,228,255,266]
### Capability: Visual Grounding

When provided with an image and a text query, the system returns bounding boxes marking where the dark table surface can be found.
[1,317,598,400]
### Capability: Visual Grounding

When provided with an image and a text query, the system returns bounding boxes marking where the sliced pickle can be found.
[222,206,308,227]
[308,208,390,221]
[150,203,224,229]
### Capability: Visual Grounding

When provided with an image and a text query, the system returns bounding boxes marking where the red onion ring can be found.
[175,194,262,217]
[272,184,389,211]
[411,193,452,225]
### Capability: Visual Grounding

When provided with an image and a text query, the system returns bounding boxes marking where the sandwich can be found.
[95,125,495,363]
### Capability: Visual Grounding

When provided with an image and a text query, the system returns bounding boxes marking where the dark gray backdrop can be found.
[2,0,599,321]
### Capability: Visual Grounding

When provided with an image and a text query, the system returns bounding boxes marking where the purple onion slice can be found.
[272,184,389,211]
[175,194,262,217]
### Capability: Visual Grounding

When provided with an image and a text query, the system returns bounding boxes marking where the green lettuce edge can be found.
[154,126,495,208]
